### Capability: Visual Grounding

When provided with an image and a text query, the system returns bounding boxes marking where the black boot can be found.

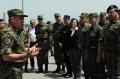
[37,65,43,73]
[24,64,29,72]
[45,64,48,73]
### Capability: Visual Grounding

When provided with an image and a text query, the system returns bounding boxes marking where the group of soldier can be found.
[51,5,120,79]
[0,4,120,79]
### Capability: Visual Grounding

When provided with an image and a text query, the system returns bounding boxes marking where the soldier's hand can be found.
[28,44,42,58]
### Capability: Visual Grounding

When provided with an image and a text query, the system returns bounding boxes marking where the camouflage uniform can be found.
[85,13,106,79]
[0,9,28,79]
[35,16,51,72]
[104,20,120,79]
[103,5,120,79]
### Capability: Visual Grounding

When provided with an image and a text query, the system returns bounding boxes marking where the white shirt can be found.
[71,27,78,37]
[29,26,36,42]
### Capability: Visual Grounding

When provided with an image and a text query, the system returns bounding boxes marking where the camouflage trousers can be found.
[0,67,22,79]
[105,49,120,79]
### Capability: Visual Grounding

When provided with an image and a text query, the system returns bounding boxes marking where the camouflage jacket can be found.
[0,24,28,62]
[35,23,51,47]
[104,20,120,51]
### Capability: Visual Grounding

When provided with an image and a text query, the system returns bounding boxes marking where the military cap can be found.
[37,15,43,19]
[54,13,60,17]
[80,13,89,17]
[100,12,107,16]
[89,13,98,18]
[0,19,4,22]
[64,15,70,19]
[7,9,28,17]
[107,5,118,13]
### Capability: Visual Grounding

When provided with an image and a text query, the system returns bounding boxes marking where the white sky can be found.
[0,0,120,23]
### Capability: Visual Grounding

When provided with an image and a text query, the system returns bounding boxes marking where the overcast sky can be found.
[0,0,120,23]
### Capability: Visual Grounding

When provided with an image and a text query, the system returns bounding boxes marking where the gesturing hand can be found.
[28,44,42,58]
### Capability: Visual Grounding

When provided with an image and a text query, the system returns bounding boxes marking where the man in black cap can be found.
[103,5,120,79]
[59,15,73,78]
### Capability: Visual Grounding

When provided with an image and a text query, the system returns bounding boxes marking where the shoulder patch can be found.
[4,38,11,45]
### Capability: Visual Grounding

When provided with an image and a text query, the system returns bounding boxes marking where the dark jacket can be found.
[67,26,81,50]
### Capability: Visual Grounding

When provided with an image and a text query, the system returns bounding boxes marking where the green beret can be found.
[37,15,43,19]
[89,13,98,18]
[100,12,107,16]
[107,5,118,13]
[54,13,60,17]
[7,9,28,17]
[80,13,89,17]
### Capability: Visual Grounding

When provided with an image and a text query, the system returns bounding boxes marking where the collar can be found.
[8,24,23,35]
[71,26,78,31]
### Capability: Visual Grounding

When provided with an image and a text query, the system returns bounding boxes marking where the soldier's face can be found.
[108,9,119,20]
[89,17,98,24]
[55,16,61,22]
[100,16,106,22]
[38,18,43,24]
[80,17,88,24]
[11,16,24,28]
[64,19,70,25]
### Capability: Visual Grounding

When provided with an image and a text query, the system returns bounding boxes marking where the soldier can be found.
[79,13,91,79]
[0,9,40,79]
[103,5,120,79]
[99,12,109,29]
[52,13,64,73]
[59,15,73,78]
[85,13,106,79]
[35,15,51,73]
